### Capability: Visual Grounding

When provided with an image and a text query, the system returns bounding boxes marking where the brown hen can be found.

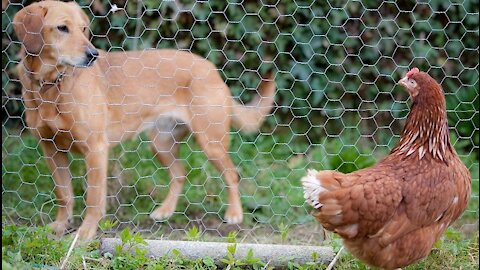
[301,68,471,270]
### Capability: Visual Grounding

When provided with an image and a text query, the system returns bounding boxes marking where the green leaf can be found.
[202,256,215,267]
[226,231,238,243]
[114,244,123,255]
[186,226,201,241]
[171,248,182,257]
[133,233,147,246]
[119,228,132,244]
[227,243,237,255]
[99,219,118,231]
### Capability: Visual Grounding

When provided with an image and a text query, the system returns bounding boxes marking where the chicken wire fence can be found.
[2,0,479,244]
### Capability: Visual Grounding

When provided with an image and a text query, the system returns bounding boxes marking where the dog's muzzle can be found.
[82,47,99,67]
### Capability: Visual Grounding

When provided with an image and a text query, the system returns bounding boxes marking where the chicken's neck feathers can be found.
[392,99,453,162]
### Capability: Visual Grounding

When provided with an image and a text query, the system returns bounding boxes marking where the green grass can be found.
[1,223,478,270]
[2,128,395,231]
[2,128,479,268]
[3,128,478,229]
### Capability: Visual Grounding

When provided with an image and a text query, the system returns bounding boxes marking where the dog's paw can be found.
[150,205,175,221]
[224,207,243,224]
[77,224,98,240]
[49,220,69,236]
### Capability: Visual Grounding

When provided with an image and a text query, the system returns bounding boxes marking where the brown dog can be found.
[13,1,275,240]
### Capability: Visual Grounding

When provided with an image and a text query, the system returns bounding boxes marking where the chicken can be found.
[301,68,471,270]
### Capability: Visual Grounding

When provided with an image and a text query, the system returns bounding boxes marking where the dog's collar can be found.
[22,61,66,93]
[38,72,65,92]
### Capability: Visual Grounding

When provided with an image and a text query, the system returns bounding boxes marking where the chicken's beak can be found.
[397,76,418,97]
[397,76,409,88]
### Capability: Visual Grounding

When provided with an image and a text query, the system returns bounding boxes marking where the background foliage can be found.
[2,0,479,152]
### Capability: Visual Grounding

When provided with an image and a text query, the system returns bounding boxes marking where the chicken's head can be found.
[398,68,445,102]
[398,68,420,97]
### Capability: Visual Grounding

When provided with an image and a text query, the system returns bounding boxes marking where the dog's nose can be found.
[85,47,99,60]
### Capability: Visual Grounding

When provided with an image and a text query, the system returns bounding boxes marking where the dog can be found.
[13,1,275,240]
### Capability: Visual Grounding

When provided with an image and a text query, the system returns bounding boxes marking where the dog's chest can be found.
[25,93,77,138]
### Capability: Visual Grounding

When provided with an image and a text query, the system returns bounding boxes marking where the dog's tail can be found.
[231,71,276,133]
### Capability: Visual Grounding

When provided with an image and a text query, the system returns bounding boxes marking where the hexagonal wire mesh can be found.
[2,0,479,246]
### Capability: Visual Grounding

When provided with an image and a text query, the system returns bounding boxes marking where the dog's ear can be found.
[13,4,48,54]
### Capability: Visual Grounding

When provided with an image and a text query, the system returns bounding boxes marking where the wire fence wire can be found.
[2,0,479,244]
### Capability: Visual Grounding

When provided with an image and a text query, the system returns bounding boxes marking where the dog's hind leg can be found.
[40,141,74,236]
[190,113,244,224]
[149,118,189,221]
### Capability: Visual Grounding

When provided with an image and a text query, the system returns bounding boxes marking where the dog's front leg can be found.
[40,141,74,236]
[77,143,108,240]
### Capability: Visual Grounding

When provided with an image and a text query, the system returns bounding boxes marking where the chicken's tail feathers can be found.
[302,169,323,208]
[302,169,342,209]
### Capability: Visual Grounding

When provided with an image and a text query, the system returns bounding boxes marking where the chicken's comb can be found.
[406,68,420,78]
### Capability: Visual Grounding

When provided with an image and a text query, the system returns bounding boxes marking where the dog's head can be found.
[13,1,98,67]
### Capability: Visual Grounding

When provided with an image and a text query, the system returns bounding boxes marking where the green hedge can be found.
[2,0,478,152]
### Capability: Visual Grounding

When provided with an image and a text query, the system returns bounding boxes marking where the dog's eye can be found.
[57,25,69,33]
